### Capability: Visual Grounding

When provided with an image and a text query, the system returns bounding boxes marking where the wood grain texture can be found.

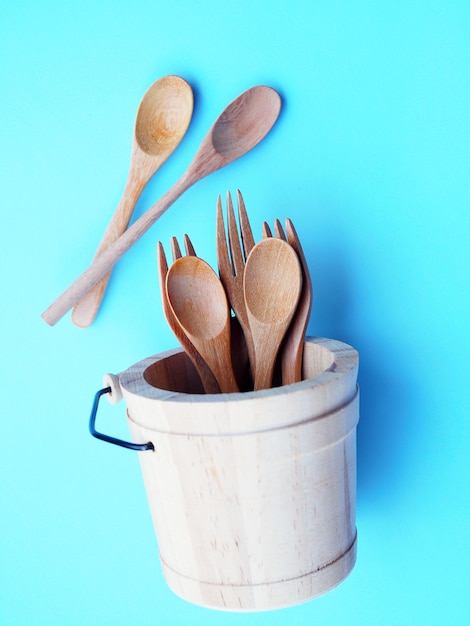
[41,86,281,326]
[244,238,302,390]
[71,76,194,327]
[157,241,220,394]
[112,337,359,611]
[264,218,313,385]
[216,190,256,380]
[165,255,239,393]
[281,218,313,384]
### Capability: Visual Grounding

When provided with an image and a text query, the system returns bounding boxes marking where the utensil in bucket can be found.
[90,336,359,611]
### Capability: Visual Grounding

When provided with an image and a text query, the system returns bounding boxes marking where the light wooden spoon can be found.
[42,85,281,326]
[166,256,239,393]
[244,238,302,390]
[72,75,194,328]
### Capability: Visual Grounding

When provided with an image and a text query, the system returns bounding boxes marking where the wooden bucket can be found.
[100,336,359,611]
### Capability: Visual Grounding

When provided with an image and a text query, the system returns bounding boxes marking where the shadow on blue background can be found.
[303,225,417,505]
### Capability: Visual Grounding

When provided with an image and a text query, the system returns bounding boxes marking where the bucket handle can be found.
[89,387,154,452]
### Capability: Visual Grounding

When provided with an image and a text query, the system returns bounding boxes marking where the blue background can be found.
[1,1,469,624]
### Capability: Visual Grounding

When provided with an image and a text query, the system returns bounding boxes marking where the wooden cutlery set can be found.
[61,76,359,612]
[42,77,281,327]
[158,190,312,393]
[41,75,313,393]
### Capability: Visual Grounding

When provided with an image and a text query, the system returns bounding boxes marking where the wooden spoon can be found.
[42,85,281,326]
[263,219,313,385]
[244,238,302,390]
[71,75,194,328]
[166,256,239,393]
[157,238,220,394]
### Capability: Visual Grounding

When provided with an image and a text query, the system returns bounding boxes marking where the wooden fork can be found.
[262,219,312,384]
[157,236,220,393]
[216,190,256,378]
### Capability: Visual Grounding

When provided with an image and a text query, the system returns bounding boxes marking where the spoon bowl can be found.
[42,85,281,326]
[71,75,193,328]
[166,256,239,393]
[135,78,193,155]
[211,86,281,159]
[244,238,302,390]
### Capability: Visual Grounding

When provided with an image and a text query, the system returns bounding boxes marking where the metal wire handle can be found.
[89,387,154,452]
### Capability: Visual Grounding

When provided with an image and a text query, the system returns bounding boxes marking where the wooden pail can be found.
[101,336,359,611]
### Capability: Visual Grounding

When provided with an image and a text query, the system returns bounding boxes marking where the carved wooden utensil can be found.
[243,238,302,390]
[263,219,313,384]
[72,75,194,328]
[166,255,239,393]
[42,85,281,326]
[216,190,256,378]
[157,236,220,394]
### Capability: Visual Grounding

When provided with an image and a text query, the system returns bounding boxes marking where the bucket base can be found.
[161,532,357,612]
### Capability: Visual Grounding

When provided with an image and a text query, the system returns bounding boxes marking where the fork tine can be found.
[262,221,273,238]
[183,233,196,256]
[285,219,310,278]
[170,236,182,261]
[157,241,168,272]
[227,191,245,277]
[216,195,233,277]
[274,218,287,241]
[157,241,174,334]
[236,190,255,258]
[157,241,169,297]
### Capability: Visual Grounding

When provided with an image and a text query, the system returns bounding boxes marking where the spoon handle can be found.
[71,164,152,328]
[41,172,194,326]
[250,321,290,391]
[251,328,278,391]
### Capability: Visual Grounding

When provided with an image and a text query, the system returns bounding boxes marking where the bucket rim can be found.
[119,336,358,404]
[116,337,359,435]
